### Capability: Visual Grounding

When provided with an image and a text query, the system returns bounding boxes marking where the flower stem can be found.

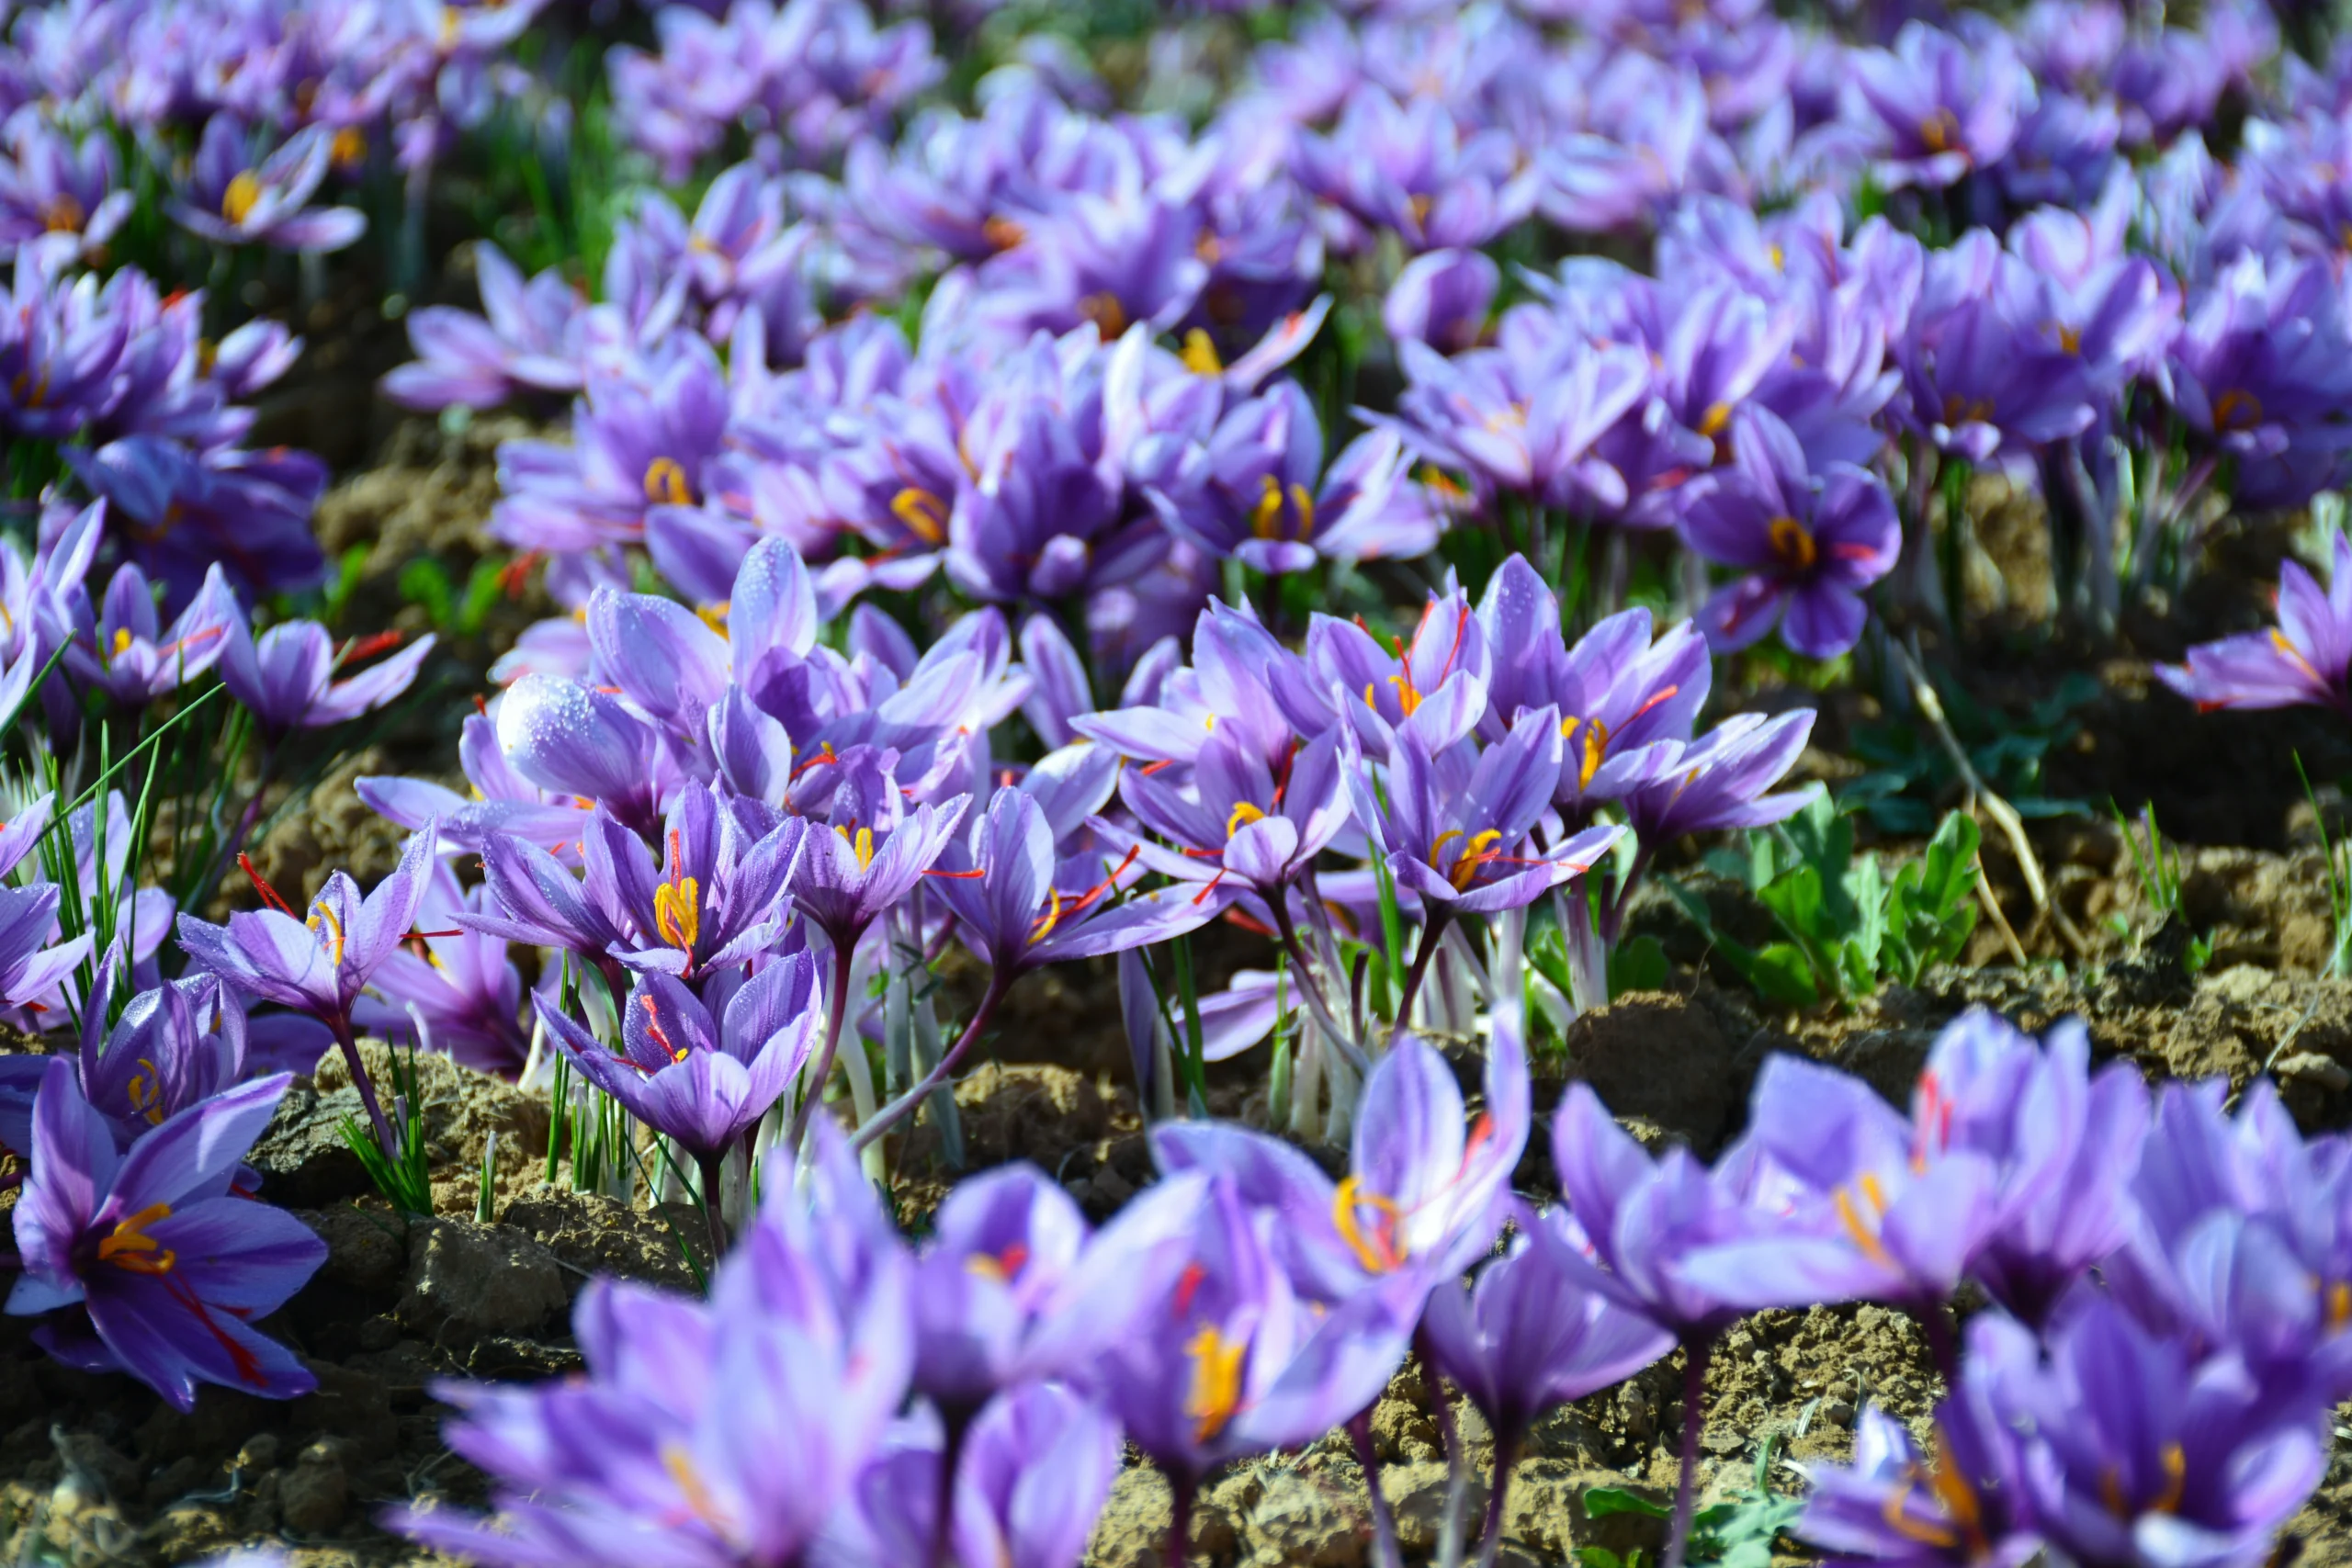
[1388,908,1452,1049]
[1918,1296,1960,1391]
[329,1011,397,1158]
[1661,1338,1713,1568]
[853,968,1012,1153]
[1473,1424,1520,1568]
[1270,893,1366,1072]
[1348,1410,1403,1568]
[1167,1471,1194,1568]
[695,1148,728,1262]
[1427,1358,1468,1568]
[933,1406,968,1568]
[787,936,861,1160]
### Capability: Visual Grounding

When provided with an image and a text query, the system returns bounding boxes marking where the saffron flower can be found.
[1621,710,1820,845]
[63,561,237,706]
[1476,556,1711,819]
[1681,407,1900,660]
[168,117,366,253]
[1344,705,1627,920]
[176,822,437,1156]
[381,243,588,411]
[1061,1169,1418,1494]
[0,881,96,1014]
[1687,1014,2149,1341]
[7,1062,326,1410]
[1419,1201,1677,1553]
[2157,529,2352,718]
[1154,1015,1531,1305]
[535,955,822,1177]
[821,1382,1123,1568]
[394,1125,914,1568]
[218,614,435,738]
[351,862,531,1077]
[73,959,248,1149]
[909,1162,1093,1419]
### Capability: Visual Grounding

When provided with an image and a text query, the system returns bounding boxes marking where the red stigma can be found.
[238,854,294,915]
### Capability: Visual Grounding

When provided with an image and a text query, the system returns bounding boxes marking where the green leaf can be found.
[1608,934,1669,998]
[1582,1487,1673,1521]
[1743,942,1821,1009]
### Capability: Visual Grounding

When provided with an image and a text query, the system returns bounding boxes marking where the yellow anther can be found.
[1226,801,1266,839]
[1250,474,1286,540]
[222,172,263,225]
[1445,828,1503,891]
[890,487,948,546]
[96,1201,176,1274]
[643,457,693,506]
[1183,1325,1247,1442]
[330,126,367,169]
[653,876,701,952]
[110,627,133,659]
[835,823,876,870]
[1182,329,1223,376]
[1698,401,1733,438]
[1332,1175,1406,1273]
[307,902,345,966]
[1768,515,1817,572]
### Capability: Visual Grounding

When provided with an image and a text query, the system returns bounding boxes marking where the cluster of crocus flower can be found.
[343,0,2352,660]
[350,996,2340,1568]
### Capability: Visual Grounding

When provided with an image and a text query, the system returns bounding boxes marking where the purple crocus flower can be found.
[218,614,435,738]
[7,1062,325,1410]
[1794,1362,2035,1568]
[394,1125,914,1568]
[1688,1012,2151,1340]
[1385,316,1652,515]
[1293,88,1538,254]
[908,1163,1092,1420]
[168,116,366,253]
[0,882,95,1017]
[381,243,588,411]
[350,862,530,1077]
[820,1382,1122,1568]
[1681,406,1900,660]
[63,561,236,706]
[1621,709,1818,844]
[0,118,131,263]
[792,746,970,955]
[1842,21,2027,190]
[1107,727,1352,911]
[1550,1079,1810,1345]
[492,338,731,559]
[1476,556,1712,820]
[2104,1078,2352,1412]
[357,711,594,859]
[2160,253,2352,512]
[1419,1201,1676,1538]
[1059,1169,1419,1494]
[493,674,681,843]
[1384,247,1498,355]
[2158,528,2352,719]
[1344,705,1627,925]
[73,960,247,1148]
[536,955,821,1168]
[1147,383,1441,576]
[175,822,437,1156]
[1154,1010,1532,1304]
[585,783,808,978]
[1995,1299,2328,1568]
[934,786,1224,980]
